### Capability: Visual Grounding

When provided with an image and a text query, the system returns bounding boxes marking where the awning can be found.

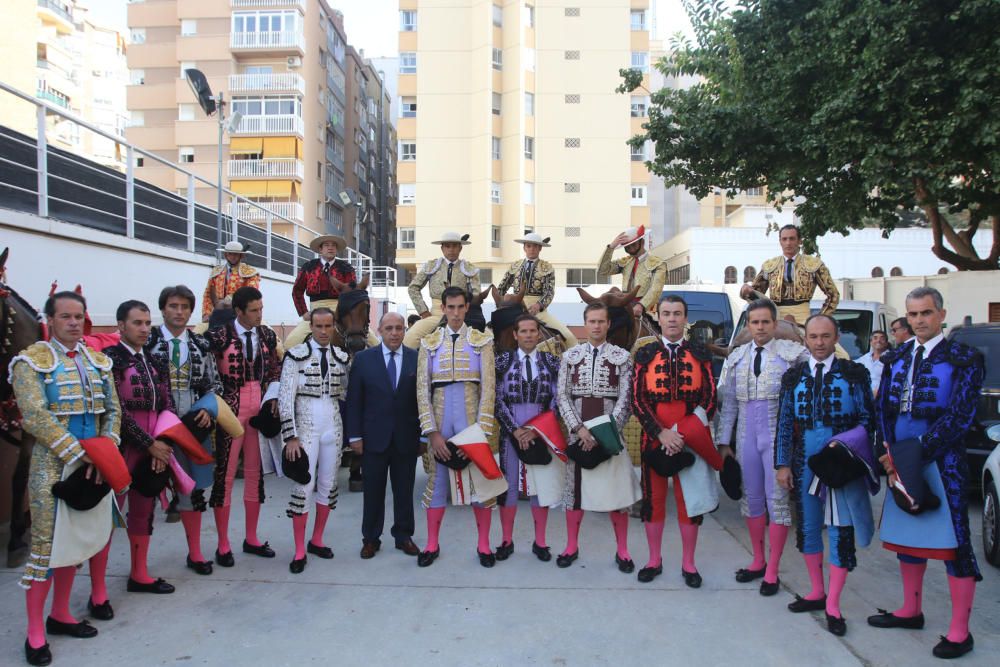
[262,137,299,158]
[267,180,293,197]
[229,137,263,154]
[229,180,269,196]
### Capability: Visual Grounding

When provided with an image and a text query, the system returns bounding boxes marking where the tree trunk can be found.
[914,178,999,271]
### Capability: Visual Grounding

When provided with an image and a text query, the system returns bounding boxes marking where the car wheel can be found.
[985,482,1000,567]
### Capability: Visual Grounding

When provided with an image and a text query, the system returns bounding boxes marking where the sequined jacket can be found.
[145,328,221,407]
[105,343,175,450]
[556,343,632,434]
[277,341,350,442]
[291,258,357,316]
[633,339,717,440]
[497,259,555,309]
[203,323,281,414]
[417,325,495,435]
[407,258,481,314]
[202,261,260,320]
[749,254,839,314]
[596,247,667,312]
[494,350,560,436]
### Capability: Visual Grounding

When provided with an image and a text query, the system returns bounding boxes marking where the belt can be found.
[432,380,479,390]
[777,299,808,306]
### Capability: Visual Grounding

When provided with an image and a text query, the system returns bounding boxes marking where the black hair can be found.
[804,313,839,332]
[441,286,469,305]
[513,313,541,331]
[158,285,196,311]
[891,317,914,335]
[44,291,86,317]
[779,224,800,240]
[232,286,263,312]
[116,299,149,323]
[746,298,778,321]
[583,302,609,319]
[658,294,688,316]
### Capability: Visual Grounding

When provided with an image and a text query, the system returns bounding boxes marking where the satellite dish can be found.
[226,111,243,133]
[338,191,353,206]
[184,68,216,116]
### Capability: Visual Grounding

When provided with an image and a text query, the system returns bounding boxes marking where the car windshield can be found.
[687,308,730,346]
[809,308,873,358]
[951,330,1000,387]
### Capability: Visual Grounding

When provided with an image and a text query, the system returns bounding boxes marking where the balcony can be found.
[228,158,304,180]
[36,89,69,109]
[231,0,305,9]
[230,31,305,54]
[227,201,304,223]
[231,114,304,136]
[228,72,305,95]
[37,0,73,33]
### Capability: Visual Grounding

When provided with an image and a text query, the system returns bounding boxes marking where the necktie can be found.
[387,349,398,391]
[319,347,329,378]
[785,258,794,283]
[667,342,679,359]
[813,361,825,412]
[753,346,764,377]
[447,262,454,284]
[909,344,925,390]
[244,331,254,366]
[323,262,331,275]
[171,338,182,369]
[66,350,77,358]
[591,346,599,376]
[525,355,534,383]
[451,332,460,345]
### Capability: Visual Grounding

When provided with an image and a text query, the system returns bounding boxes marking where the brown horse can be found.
[487,282,568,355]
[706,314,804,359]
[576,285,658,352]
[329,275,373,356]
[0,248,42,567]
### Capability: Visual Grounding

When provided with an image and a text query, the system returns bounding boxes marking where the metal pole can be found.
[216,92,225,257]
[36,105,48,218]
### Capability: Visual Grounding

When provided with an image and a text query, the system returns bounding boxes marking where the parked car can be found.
[948,323,1000,490]
[980,424,1000,567]
[663,289,736,379]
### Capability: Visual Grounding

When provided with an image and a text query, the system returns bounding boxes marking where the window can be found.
[400,10,416,31]
[890,267,903,277]
[724,266,737,284]
[232,10,299,36]
[523,5,534,27]
[565,94,580,104]
[492,4,503,27]
[524,92,534,115]
[491,182,502,204]
[565,8,581,17]
[130,69,145,85]
[564,183,580,193]
[398,228,415,249]
[492,48,503,70]
[400,52,416,74]
[630,142,646,161]
[399,183,415,205]
[178,103,197,121]
[400,141,416,161]
[565,50,580,60]
[491,136,501,160]
[630,52,649,73]
[937,267,950,275]
[401,97,417,118]
[567,268,605,287]
[479,268,494,284]
[492,92,502,115]
[523,181,534,204]
[180,61,196,77]
[179,147,194,164]
[630,10,646,31]
[129,111,144,127]
[135,156,144,168]
[743,266,756,282]
[565,226,581,236]
[524,48,535,72]
[630,96,649,117]
[130,28,146,44]
[181,19,197,36]
[524,136,534,159]
[492,225,501,248]
[745,187,764,196]
[630,185,646,206]
[565,138,580,148]
[870,266,884,278]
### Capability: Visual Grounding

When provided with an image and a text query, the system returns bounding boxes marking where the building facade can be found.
[395,0,652,288]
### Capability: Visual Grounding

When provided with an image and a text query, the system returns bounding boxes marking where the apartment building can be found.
[395,0,652,288]
[125,0,396,248]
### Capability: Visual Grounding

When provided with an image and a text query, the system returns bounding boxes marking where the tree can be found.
[622,0,1000,270]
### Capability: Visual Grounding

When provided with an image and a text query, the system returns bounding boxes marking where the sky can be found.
[86,0,695,57]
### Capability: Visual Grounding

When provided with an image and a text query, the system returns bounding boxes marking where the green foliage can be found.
[625,0,1000,269]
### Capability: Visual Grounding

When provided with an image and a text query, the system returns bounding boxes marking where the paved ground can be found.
[1,467,996,666]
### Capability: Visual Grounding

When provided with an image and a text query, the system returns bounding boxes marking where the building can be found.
[0,0,128,168]
[395,0,652,288]
[125,0,396,247]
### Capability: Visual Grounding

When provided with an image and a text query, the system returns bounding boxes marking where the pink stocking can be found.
[610,510,631,560]
[311,503,331,547]
[826,565,848,618]
[425,507,445,552]
[180,511,205,562]
[49,566,78,624]
[644,520,665,569]
[530,506,549,548]
[89,539,112,605]
[764,524,788,584]
[499,506,517,545]
[945,575,976,643]
[244,501,262,547]
[895,560,926,617]
[214,505,232,554]
[745,515,767,570]
[679,522,699,574]
[562,509,584,556]
[803,552,825,600]
[291,513,308,560]
[25,578,53,649]
[473,506,492,554]
[128,533,153,584]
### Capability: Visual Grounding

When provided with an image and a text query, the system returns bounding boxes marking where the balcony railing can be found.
[36,89,69,108]
[231,114,304,136]
[37,0,72,25]
[231,0,305,9]
[228,72,305,95]
[228,158,304,180]
[227,201,304,223]
[230,31,305,52]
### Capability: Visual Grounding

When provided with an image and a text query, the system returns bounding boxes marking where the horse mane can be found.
[0,282,40,320]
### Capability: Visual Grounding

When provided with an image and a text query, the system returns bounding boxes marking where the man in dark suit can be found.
[346,312,423,559]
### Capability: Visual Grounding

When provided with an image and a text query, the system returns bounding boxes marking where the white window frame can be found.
[491,225,501,248]
[400,52,417,74]
[631,52,649,73]
[129,110,144,127]
[399,141,416,161]
[178,103,197,121]
[399,183,416,205]
[130,28,146,45]
[524,136,534,159]
[492,48,503,70]
[524,92,534,116]
[180,61,196,77]
[524,48,535,72]
[630,185,647,206]
[630,10,646,31]
[231,10,299,36]
[493,4,503,27]
[630,142,646,161]
[179,147,195,164]
[401,97,417,118]
[491,92,502,115]
[490,182,502,204]
[630,96,649,117]
[400,10,417,32]
[523,5,535,27]
[181,19,198,36]
[523,181,534,204]
[398,227,415,249]
[130,69,145,85]
[491,136,501,160]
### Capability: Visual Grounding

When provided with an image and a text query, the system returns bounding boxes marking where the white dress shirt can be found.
[382,343,402,387]
[517,348,538,378]
[161,325,190,366]
[808,353,835,373]
[234,320,259,356]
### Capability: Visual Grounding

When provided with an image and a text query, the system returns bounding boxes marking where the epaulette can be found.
[772,338,808,363]
[208,264,225,278]
[420,328,445,352]
[331,346,350,364]
[299,258,320,271]
[495,350,515,376]
[82,346,112,371]
[840,359,870,386]
[605,344,631,366]
[285,342,312,362]
[459,260,480,278]
[9,341,58,374]
[467,327,493,348]
[761,257,782,273]
[798,255,824,272]
[643,254,666,270]
[635,340,662,364]
[238,263,259,278]
[533,259,555,276]
[686,340,712,362]
[946,339,983,369]
[880,340,913,366]
[423,258,444,276]
[781,362,807,390]
[563,345,586,364]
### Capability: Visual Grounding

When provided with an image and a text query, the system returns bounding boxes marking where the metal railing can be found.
[231,0,305,9]
[226,201,304,222]
[228,72,305,95]
[228,157,304,180]
[231,114,304,136]
[37,0,72,24]
[0,80,396,303]
[230,31,306,52]
[35,89,69,109]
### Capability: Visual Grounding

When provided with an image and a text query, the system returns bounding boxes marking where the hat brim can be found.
[431,239,472,245]
[622,235,647,248]
[309,235,347,253]
[514,239,551,247]
[217,247,252,255]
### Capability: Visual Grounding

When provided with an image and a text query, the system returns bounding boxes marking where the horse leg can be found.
[0,440,16,554]
[7,436,32,567]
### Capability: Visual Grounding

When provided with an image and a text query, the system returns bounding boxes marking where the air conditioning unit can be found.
[287,56,302,68]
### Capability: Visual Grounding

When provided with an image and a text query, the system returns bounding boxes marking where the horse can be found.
[0,248,43,567]
[487,282,568,355]
[576,285,659,353]
[706,314,804,359]
[329,276,373,356]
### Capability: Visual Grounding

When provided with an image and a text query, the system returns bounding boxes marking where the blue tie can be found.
[387,349,398,391]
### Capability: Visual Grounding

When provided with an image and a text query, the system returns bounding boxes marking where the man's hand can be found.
[148,439,172,472]
[194,409,212,429]
[419,311,431,319]
[658,429,685,454]
[269,400,280,417]
[739,284,755,300]
[527,303,542,316]
[577,426,598,451]
[632,302,644,317]
[610,232,629,249]
[285,438,302,461]
[514,427,534,451]
[878,450,895,475]
[350,439,364,455]
[776,466,793,490]
[718,444,734,460]
[429,432,449,461]
[83,463,104,486]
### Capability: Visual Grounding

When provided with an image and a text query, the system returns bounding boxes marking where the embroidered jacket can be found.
[633,339,717,440]
[417,325,495,435]
[291,258,357,316]
[203,323,281,413]
[596,247,667,312]
[202,261,260,320]
[277,341,350,442]
[407,258,481,314]
[494,349,560,436]
[497,259,555,309]
[145,327,221,407]
[105,343,175,450]
[556,342,632,433]
[749,253,839,314]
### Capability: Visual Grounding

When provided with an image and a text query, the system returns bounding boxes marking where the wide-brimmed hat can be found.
[621,225,647,248]
[219,240,252,255]
[515,232,551,247]
[431,232,471,245]
[309,234,347,253]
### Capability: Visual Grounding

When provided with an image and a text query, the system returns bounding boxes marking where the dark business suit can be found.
[345,344,421,546]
